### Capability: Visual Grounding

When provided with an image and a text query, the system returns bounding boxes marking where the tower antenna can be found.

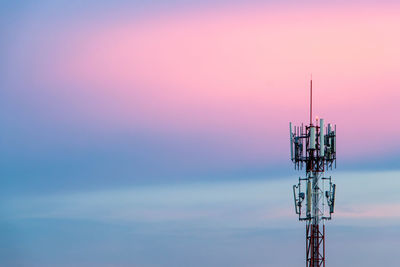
[310,76,312,125]
[289,79,337,267]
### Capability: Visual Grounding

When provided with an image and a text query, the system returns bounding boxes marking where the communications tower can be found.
[290,79,336,267]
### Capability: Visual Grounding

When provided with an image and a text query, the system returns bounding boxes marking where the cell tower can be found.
[290,79,336,267]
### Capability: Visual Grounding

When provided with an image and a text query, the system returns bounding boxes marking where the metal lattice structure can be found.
[290,79,336,267]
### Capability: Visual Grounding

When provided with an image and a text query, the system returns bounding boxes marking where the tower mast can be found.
[290,80,337,266]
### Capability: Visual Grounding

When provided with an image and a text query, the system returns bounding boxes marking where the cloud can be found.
[4,170,400,228]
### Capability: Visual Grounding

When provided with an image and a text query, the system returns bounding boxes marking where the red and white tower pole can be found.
[290,79,336,267]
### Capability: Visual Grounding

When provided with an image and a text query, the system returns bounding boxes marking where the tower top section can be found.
[289,80,336,172]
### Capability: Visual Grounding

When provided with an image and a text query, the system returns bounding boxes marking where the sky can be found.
[1,0,400,266]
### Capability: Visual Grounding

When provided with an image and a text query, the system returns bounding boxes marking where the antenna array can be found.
[289,80,337,267]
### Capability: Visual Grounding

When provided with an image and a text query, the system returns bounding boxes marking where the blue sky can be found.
[2,171,400,266]
[1,0,400,266]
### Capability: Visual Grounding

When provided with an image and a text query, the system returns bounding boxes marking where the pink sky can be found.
[3,3,400,266]
[10,3,400,163]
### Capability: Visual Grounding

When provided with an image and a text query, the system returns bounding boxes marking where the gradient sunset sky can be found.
[1,0,400,266]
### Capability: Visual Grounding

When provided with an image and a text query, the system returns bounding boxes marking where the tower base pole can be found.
[306,222,325,267]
